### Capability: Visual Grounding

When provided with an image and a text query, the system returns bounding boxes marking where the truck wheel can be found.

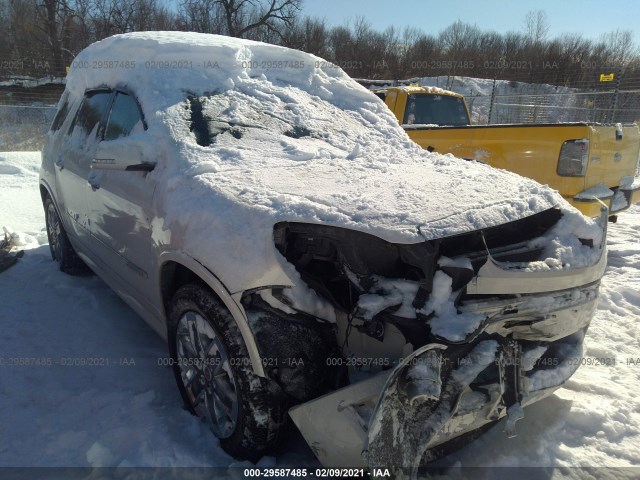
[44,196,91,275]
[168,283,286,461]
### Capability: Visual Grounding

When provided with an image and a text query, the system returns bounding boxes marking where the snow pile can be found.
[0,152,46,244]
[0,76,66,88]
[396,85,458,96]
[57,32,592,295]
[525,208,605,271]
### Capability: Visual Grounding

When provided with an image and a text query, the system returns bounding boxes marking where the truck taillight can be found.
[557,139,589,177]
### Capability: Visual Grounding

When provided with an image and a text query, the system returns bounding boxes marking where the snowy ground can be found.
[1,151,640,478]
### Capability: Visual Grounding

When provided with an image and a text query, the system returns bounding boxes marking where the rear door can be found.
[55,89,113,247]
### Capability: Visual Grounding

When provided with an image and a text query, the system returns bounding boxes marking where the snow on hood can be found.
[65,32,588,292]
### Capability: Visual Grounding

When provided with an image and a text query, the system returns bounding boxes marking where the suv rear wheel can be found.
[168,283,287,460]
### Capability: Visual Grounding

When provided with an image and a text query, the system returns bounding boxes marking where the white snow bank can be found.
[0,152,46,244]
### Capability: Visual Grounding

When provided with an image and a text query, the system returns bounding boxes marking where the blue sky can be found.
[301,0,639,42]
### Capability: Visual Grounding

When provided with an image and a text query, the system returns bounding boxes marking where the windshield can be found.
[403,94,469,126]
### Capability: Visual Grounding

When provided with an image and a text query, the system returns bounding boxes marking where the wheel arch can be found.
[39,180,54,203]
[158,251,265,377]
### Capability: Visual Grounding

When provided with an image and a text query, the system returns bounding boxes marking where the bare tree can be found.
[281,16,329,57]
[524,10,549,45]
[440,21,481,56]
[600,29,636,66]
[178,0,223,33]
[405,32,439,77]
[179,0,300,39]
[32,0,82,74]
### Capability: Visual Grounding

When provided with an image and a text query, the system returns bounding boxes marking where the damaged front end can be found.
[251,206,608,472]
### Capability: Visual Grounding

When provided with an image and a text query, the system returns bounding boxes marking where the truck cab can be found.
[373,85,470,127]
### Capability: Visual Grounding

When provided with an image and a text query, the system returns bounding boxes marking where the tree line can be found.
[1,1,638,88]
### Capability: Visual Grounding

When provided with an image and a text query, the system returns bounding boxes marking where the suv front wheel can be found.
[168,283,286,460]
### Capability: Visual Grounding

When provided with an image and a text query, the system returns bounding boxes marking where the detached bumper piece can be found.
[364,331,585,474]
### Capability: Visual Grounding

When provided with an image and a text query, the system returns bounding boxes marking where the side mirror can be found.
[92,137,155,172]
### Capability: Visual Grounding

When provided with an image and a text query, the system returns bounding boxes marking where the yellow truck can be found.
[373,84,640,219]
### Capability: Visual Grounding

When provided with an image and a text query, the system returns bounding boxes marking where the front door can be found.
[87,90,158,306]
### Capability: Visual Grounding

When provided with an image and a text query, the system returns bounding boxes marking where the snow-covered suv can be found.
[40,32,608,472]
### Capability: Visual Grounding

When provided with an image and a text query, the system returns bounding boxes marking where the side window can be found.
[71,90,113,138]
[104,92,145,141]
[50,93,70,132]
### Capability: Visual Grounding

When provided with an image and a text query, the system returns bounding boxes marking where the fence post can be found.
[487,77,497,124]
[610,67,623,123]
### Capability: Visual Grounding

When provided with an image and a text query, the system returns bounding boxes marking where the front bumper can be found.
[289,285,596,469]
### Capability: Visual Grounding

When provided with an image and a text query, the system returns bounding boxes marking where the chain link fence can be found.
[428,68,640,125]
[0,79,64,151]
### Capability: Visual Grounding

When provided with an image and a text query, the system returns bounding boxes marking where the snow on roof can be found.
[397,85,461,96]
[66,31,375,121]
[61,32,595,292]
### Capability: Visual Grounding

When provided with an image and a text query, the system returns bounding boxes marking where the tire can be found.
[167,283,287,461]
[44,196,91,275]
